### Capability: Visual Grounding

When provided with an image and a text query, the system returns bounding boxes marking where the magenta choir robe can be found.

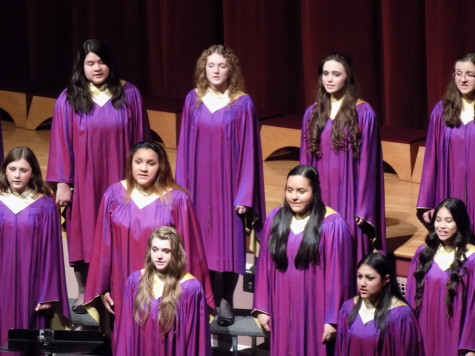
[116,271,211,356]
[84,183,214,336]
[46,82,150,264]
[300,102,386,261]
[406,245,475,355]
[253,207,354,356]
[417,101,475,224]
[0,195,70,345]
[175,90,266,274]
[336,299,424,356]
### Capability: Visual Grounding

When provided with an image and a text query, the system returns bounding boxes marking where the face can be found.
[205,52,230,92]
[83,52,110,87]
[132,148,160,189]
[454,61,475,98]
[151,238,172,273]
[321,60,348,99]
[357,264,389,304]
[6,158,32,194]
[285,175,313,219]
[434,207,458,245]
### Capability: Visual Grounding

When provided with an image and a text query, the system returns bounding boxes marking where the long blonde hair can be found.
[194,44,244,103]
[134,226,187,333]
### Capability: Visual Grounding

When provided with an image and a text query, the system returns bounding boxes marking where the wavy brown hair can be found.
[133,226,187,333]
[125,141,186,202]
[194,44,244,103]
[306,52,361,159]
[0,147,51,196]
[442,53,475,127]
[413,198,475,317]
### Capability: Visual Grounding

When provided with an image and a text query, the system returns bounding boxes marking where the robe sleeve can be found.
[175,91,196,187]
[323,214,354,325]
[124,83,151,142]
[170,192,215,309]
[182,280,212,356]
[385,306,425,356]
[84,187,115,303]
[354,103,385,243]
[417,102,444,210]
[299,105,315,165]
[404,245,425,309]
[252,208,280,316]
[115,271,140,356]
[232,97,264,210]
[335,299,354,356]
[46,90,75,184]
[38,197,70,318]
[459,258,475,352]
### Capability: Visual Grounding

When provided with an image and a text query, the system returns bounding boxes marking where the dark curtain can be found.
[1,0,475,129]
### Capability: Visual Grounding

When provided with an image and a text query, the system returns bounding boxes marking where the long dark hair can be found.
[0,147,51,196]
[306,52,361,159]
[347,253,406,353]
[268,165,326,271]
[67,39,125,113]
[125,141,186,201]
[442,53,475,127]
[413,198,475,316]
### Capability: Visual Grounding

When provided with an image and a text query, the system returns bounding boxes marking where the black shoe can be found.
[72,304,87,314]
[217,315,234,327]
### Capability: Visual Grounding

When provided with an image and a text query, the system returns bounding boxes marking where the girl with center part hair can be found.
[417,53,475,227]
[253,165,354,356]
[0,147,69,344]
[116,226,211,356]
[336,253,424,356]
[176,44,265,325]
[300,52,385,262]
[47,39,150,313]
[84,141,213,346]
[407,198,475,355]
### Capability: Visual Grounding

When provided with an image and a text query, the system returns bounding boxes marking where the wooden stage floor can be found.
[1,119,427,267]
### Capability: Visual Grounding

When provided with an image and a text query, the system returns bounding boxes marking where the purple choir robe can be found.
[84,183,214,337]
[253,207,354,356]
[46,82,150,264]
[0,195,70,345]
[175,90,266,274]
[406,245,475,355]
[336,299,424,356]
[417,101,475,225]
[300,102,386,261]
[116,271,211,356]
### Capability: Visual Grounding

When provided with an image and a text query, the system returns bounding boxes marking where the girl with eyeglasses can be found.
[417,53,475,227]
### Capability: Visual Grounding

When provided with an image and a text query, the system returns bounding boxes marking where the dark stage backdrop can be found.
[1,0,475,129]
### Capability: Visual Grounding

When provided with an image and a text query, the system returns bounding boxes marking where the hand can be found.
[422,209,434,224]
[464,352,475,356]
[235,205,249,215]
[35,302,53,311]
[257,313,270,332]
[56,183,72,207]
[355,216,364,226]
[101,292,115,315]
[321,323,336,344]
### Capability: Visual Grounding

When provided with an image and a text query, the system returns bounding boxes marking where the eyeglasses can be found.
[453,71,475,80]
